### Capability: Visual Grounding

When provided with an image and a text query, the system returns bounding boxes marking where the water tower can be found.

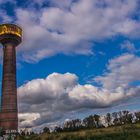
[0,23,22,132]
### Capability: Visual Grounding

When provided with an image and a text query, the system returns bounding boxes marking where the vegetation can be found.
[17,123,140,140]
[16,110,140,140]
[1,110,140,139]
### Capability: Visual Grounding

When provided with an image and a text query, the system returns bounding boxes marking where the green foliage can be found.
[0,127,5,136]
[17,110,140,140]
[83,115,96,128]
[17,123,140,140]
[43,127,50,133]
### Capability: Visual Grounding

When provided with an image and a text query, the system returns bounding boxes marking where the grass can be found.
[17,123,140,140]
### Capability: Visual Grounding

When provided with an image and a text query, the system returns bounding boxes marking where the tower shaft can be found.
[0,44,18,130]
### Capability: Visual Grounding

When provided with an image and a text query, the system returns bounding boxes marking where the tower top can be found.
[0,23,22,46]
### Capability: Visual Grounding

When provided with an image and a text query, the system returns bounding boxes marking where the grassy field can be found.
[17,123,140,140]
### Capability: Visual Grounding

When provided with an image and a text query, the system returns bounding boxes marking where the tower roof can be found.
[0,23,22,46]
[0,23,22,38]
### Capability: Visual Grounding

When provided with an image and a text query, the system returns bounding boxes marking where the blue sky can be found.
[0,0,140,131]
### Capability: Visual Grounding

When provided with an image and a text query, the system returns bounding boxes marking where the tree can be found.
[64,119,82,131]
[121,110,132,124]
[43,127,50,133]
[126,113,133,124]
[83,115,96,128]
[30,131,35,135]
[20,129,26,136]
[106,113,112,126]
[54,126,63,133]
[135,111,140,122]
[0,127,5,137]
[112,112,120,126]
[93,114,100,128]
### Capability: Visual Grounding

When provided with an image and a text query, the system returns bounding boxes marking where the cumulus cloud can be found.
[120,40,137,53]
[31,0,74,8]
[0,0,15,4]
[95,54,140,90]
[18,71,138,130]
[0,10,12,22]
[13,0,140,62]
[19,113,40,128]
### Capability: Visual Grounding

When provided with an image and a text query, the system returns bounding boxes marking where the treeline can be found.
[43,110,140,133]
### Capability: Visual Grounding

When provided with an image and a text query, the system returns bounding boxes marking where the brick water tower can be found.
[0,24,22,132]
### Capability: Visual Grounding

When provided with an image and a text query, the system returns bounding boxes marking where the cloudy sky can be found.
[0,0,140,131]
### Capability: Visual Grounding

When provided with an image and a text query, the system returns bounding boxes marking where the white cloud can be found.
[0,0,15,4]
[18,72,137,130]
[0,10,12,22]
[32,0,74,8]
[120,40,137,53]
[0,0,16,23]
[19,113,40,128]
[95,54,140,90]
[14,0,140,62]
